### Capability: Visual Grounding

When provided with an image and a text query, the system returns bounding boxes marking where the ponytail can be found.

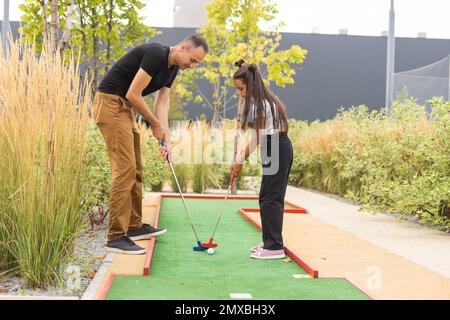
[233,60,289,134]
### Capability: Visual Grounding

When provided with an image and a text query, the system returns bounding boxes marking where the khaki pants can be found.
[92,92,143,241]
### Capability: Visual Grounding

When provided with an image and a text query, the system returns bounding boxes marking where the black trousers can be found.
[259,133,293,250]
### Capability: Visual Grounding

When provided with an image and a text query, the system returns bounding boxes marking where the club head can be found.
[193,240,208,251]
[201,237,218,248]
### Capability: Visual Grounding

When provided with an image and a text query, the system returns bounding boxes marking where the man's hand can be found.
[161,140,171,161]
[151,121,165,141]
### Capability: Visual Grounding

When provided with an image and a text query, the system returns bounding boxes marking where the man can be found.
[93,34,208,254]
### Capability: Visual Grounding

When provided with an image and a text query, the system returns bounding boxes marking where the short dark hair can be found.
[183,34,209,53]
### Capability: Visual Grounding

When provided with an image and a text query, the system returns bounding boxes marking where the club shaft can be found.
[167,160,200,242]
[210,182,233,238]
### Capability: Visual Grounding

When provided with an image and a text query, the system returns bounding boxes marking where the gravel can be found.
[0,213,109,298]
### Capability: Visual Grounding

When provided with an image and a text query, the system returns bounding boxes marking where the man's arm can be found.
[154,87,171,144]
[126,68,164,140]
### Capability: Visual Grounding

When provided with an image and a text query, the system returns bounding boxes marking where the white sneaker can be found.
[250,243,264,253]
[250,248,285,260]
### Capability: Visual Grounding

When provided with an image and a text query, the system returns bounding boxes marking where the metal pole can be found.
[2,0,10,55]
[448,54,450,101]
[385,0,396,114]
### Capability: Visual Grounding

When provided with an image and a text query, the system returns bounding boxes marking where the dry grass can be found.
[0,39,92,287]
[289,101,450,230]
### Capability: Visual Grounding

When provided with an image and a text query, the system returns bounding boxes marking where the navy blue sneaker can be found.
[106,236,145,255]
[127,224,167,241]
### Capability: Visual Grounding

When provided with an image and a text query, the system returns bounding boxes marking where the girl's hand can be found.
[231,163,243,179]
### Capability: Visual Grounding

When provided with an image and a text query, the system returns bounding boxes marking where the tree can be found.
[50,0,58,55]
[175,0,308,123]
[58,0,75,52]
[19,0,156,89]
[138,80,189,128]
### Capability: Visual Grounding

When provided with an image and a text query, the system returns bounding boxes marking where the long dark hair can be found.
[233,59,289,134]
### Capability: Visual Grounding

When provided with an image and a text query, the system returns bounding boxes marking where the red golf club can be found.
[201,174,236,248]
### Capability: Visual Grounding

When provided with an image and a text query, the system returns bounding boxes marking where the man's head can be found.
[174,34,208,70]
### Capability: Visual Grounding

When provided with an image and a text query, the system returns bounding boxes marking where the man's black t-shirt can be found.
[98,43,179,98]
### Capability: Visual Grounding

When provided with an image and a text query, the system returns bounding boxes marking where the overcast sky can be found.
[2,0,450,39]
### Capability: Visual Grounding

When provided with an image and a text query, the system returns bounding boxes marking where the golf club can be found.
[201,174,236,248]
[160,140,206,251]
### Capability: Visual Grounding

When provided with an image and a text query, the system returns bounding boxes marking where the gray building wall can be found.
[2,21,450,121]
[147,27,450,121]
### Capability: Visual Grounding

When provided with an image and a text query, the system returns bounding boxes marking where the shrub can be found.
[80,123,111,221]
[289,99,450,231]
[141,127,168,192]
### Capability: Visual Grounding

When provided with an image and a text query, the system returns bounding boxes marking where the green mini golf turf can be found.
[106,197,368,300]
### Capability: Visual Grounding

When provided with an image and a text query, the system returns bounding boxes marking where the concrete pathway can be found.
[285,185,450,279]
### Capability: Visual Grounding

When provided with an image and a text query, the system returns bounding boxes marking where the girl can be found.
[231,59,294,260]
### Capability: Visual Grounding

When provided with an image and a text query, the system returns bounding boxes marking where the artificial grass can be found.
[106,198,368,300]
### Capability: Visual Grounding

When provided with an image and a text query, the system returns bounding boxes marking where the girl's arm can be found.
[232,125,262,178]
[235,127,260,164]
